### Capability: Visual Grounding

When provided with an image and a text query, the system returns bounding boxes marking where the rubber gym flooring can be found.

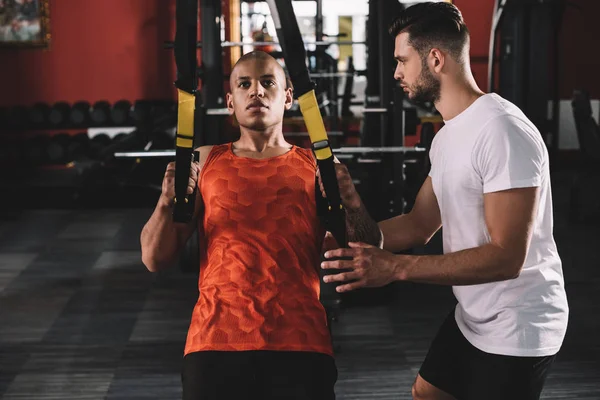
[0,170,599,399]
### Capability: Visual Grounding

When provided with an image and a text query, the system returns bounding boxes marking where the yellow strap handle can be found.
[176,88,195,148]
[298,90,332,160]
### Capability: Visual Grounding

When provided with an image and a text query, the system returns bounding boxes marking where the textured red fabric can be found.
[184,143,332,356]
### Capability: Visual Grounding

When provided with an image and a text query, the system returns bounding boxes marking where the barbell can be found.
[112,146,426,160]
[164,40,366,49]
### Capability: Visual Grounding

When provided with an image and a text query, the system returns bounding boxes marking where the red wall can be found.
[0,0,177,107]
[0,0,598,108]
[453,0,495,92]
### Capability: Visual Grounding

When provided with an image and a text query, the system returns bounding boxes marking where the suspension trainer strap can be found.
[173,0,199,223]
[266,0,347,247]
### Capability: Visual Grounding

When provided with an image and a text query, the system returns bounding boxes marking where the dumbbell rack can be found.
[0,100,180,209]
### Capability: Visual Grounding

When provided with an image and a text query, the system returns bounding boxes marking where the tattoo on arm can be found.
[345,204,381,246]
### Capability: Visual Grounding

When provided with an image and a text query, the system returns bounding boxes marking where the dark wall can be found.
[556,0,600,98]
[455,0,599,98]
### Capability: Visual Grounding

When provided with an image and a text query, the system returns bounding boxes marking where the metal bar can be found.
[164,40,367,49]
[115,151,175,158]
[223,40,366,47]
[362,108,388,113]
[315,0,323,42]
[114,146,426,159]
[334,146,426,153]
[309,72,354,78]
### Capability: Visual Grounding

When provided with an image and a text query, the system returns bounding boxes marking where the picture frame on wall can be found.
[0,0,50,48]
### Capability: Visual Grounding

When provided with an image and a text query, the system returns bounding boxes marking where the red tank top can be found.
[184,143,332,356]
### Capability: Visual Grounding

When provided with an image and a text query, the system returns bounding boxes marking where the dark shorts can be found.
[182,350,337,400]
[419,311,557,400]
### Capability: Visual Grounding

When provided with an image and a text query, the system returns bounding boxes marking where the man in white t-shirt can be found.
[321,2,569,399]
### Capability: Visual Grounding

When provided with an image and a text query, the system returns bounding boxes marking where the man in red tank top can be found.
[141,51,382,400]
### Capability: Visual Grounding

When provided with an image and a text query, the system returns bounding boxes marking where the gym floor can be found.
[0,170,599,400]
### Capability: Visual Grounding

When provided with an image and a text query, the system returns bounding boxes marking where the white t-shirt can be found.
[428,93,569,357]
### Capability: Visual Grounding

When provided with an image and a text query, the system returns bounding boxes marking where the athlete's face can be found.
[227,58,293,130]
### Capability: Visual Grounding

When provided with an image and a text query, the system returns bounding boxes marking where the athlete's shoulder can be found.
[194,143,230,162]
[294,146,317,166]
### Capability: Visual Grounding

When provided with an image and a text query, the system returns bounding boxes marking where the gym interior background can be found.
[0,0,599,398]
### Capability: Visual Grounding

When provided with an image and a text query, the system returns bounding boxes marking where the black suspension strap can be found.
[173,0,199,223]
[265,0,347,247]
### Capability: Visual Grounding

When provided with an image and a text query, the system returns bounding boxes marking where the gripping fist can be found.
[160,161,201,208]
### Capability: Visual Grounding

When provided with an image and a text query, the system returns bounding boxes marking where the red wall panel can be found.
[0,0,597,108]
[0,0,176,107]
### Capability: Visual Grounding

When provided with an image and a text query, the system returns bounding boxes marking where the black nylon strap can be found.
[173,0,199,223]
[267,0,347,246]
[266,0,314,97]
[174,0,198,93]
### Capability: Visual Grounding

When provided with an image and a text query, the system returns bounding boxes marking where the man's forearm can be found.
[345,203,382,246]
[378,214,430,253]
[396,243,522,286]
[141,198,195,271]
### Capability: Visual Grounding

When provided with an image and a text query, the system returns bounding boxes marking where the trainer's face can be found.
[227,58,293,130]
[393,32,441,104]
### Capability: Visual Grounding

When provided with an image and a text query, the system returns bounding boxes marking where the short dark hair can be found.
[388,2,469,63]
[232,50,294,91]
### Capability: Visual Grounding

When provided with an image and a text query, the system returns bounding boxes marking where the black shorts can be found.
[419,311,557,400]
[182,350,337,400]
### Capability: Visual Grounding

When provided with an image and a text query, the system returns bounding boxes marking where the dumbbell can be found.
[46,133,72,164]
[67,132,91,162]
[89,133,112,159]
[68,101,91,128]
[28,103,51,129]
[49,102,72,128]
[91,101,112,127]
[131,100,154,127]
[111,100,133,126]
[153,100,177,117]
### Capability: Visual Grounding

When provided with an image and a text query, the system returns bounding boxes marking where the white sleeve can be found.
[427,134,438,179]
[472,116,546,194]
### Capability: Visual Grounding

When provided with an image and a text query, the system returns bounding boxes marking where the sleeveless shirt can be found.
[184,143,333,356]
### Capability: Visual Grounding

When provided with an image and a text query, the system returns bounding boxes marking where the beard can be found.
[408,60,441,105]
